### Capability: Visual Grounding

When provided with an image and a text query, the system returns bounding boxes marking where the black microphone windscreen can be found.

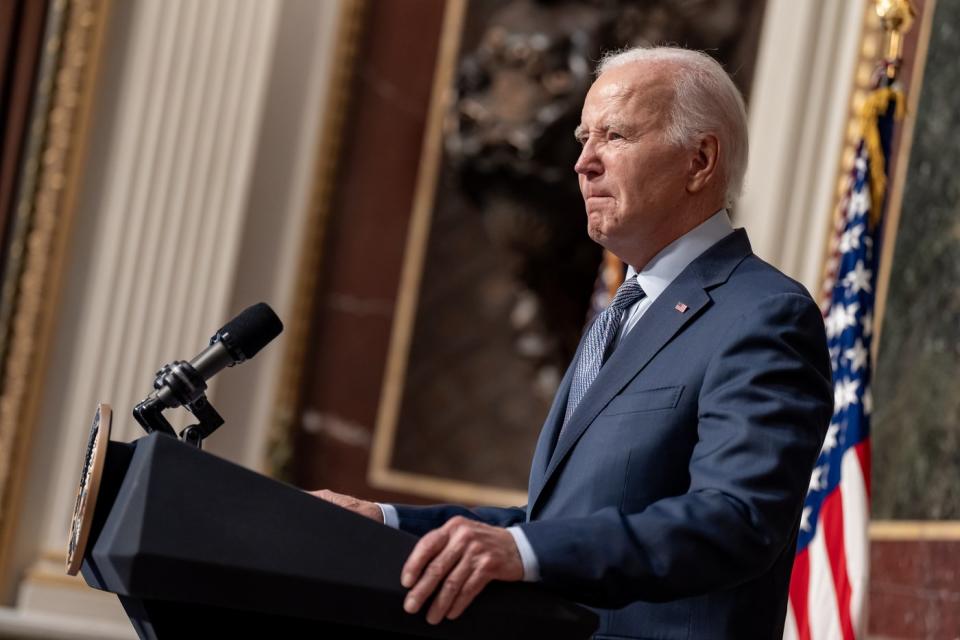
[218,303,283,359]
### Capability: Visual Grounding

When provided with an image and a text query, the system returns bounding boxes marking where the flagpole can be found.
[876,0,915,81]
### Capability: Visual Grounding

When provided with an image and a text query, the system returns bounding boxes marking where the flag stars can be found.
[843,260,873,294]
[834,377,861,412]
[844,339,869,372]
[825,307,843,339]
[825,302,860,339]
[848,188,870,220]
[808,465,829,492]
[821,423,840,454]
[800,506,813,532]
[839,224,865,253]
[854,152,867,175]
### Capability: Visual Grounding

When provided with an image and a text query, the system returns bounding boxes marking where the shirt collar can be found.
[626,209,734,303]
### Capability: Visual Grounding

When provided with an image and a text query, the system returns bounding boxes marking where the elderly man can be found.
[315,46,832,639]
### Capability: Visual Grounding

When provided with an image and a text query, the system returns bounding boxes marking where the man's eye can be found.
[608,131,624,140]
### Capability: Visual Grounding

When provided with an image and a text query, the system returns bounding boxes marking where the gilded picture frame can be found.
[0,0,113,586]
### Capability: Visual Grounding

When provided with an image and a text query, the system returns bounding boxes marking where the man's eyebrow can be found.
[574,120,633,140]
[605,118,631,132]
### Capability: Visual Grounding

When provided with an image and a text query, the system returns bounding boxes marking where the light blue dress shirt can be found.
[380,209,734,581]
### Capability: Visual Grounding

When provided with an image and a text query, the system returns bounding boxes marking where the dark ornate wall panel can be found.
[292,0,447,502]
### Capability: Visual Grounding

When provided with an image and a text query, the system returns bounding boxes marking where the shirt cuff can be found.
[378,503,399,528]
[507,526,541,582]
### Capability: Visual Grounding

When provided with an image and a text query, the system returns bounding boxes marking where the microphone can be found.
[189,302,284,384]
[133,303,283,440]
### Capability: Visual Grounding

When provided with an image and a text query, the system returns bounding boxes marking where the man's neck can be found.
[618,203,726,270]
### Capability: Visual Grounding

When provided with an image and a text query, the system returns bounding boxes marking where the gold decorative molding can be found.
[369,469,526,509]
[870,520,960,540]
[264,0,368,481]
[0,0,112,591]
[20,547,92,590]
[24,565,88,590]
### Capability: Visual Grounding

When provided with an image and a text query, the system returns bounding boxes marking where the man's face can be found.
[574,64,691,263]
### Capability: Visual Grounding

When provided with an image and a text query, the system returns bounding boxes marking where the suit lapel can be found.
[528,284,709,515]
[527,229,754,517]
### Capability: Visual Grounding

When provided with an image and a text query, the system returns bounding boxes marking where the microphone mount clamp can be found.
[133,360,225,449]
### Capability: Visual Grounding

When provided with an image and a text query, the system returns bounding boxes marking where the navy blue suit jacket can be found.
[394,230,833,639]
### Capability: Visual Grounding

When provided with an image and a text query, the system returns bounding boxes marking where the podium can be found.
[74,429,598,639]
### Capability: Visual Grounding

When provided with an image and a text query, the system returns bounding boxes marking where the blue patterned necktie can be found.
[562,275,646,431]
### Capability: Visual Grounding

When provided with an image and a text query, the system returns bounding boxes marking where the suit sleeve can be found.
[393,504,527,537]
[518,292,833,607]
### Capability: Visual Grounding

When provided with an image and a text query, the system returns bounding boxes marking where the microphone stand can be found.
[132,360,225,449]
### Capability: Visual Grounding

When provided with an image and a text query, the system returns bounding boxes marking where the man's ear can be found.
[687,134,720,194]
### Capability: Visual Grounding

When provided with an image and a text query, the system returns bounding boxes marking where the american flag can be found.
[784,81,901,640]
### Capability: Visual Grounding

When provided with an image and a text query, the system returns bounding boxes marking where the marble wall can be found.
[873,0,960,521]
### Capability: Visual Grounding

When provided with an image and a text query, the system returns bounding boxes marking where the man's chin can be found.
[587,224,610,247]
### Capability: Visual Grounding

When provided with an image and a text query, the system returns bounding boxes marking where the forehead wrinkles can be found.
[596,80,634,101]
[583,72,674,131]
[583,82,632,121]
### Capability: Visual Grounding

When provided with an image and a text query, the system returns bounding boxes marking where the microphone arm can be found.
[132,303,282,448]
[132,359,224,446]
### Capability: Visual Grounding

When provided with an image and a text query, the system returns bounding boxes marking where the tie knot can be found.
[609,275,645,311]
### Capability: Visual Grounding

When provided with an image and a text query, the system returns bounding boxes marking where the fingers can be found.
[425,554,474,624]
[308,489,347,504]
[445,569,489,620]
[401,525,450,588]
[402,528,456,613]
[401,518,524,625]
[307,489,383,522]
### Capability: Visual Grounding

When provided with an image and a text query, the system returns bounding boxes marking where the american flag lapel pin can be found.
[675,302,688,313]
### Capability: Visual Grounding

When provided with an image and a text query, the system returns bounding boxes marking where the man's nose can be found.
[574,140,602,177]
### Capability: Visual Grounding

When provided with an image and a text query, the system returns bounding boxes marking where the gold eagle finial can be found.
[875,0,916,63]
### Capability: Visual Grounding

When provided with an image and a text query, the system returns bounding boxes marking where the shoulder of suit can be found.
[730,253,815,300]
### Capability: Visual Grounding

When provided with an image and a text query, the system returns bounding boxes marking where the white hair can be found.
[596,47,749,208]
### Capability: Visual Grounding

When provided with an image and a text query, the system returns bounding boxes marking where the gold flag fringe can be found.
[859,86,906,226]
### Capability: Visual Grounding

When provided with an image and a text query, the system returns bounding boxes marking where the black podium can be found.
[76,431,598,639]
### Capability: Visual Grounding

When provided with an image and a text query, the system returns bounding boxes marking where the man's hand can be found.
[309,489,383,523]
[401,516,523,624]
